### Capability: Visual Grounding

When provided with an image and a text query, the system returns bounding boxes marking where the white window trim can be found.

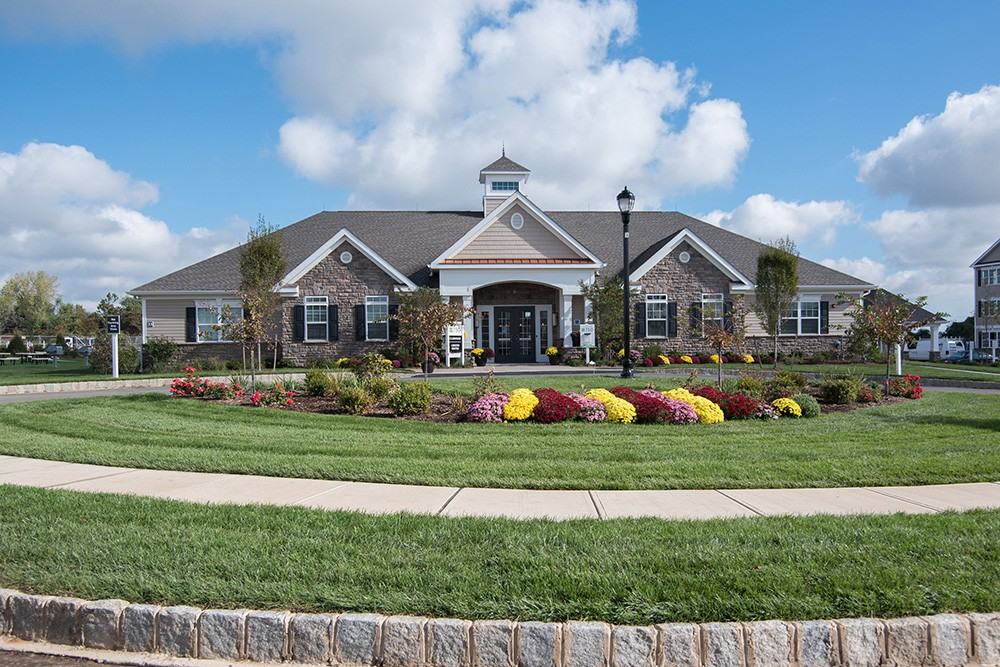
[195,299,243,343]
[701,292,724,335]
[779,296,822,336]
[491,181,520,192]
[304,296,329,343]
[645,293,668,339]
[365,295,389,342]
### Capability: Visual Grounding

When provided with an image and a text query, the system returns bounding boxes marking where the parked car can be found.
[906,338,965,361]
[943,349,991,363]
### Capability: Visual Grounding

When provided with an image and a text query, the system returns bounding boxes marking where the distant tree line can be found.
[0,271,141,336]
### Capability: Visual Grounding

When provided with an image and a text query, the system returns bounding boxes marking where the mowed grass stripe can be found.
[0,390,998,490]
[1,485,999,624]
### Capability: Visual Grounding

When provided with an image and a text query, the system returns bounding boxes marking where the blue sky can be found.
[2,1,999,317]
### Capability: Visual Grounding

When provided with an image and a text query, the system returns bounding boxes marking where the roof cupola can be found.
[479,149,529,216]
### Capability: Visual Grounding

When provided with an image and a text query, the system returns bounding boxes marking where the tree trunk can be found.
[272,334,278,370]
[249,349,256,390]
[773,333,779,369]
[716,343,723,387]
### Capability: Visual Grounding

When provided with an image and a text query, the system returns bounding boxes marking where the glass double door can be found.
[493,306,536,363]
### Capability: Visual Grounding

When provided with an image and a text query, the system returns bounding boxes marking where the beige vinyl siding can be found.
[455,204,585,261]
[743,293,856,336]
[144,298,192,343]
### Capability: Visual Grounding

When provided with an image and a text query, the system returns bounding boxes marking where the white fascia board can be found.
[435,263,600,270]
[279,228,417,290]
[428,191,604,269]
[731,284,876,293]
[971,239,1000,267]
[629,228,754,287]
[128,289,235,297]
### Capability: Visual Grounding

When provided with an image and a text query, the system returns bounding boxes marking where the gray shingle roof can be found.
[973,238,1000,266]
[479,154,530,178]
[131,210,873,293]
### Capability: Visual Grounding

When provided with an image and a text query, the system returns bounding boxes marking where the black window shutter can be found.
[978,270,982,287]
[978,301,983,317]
[820,301,830,334]
[292,305,305,342]
[634,302,645,338]
[388,304,399,341]
[185,307,197,342]
[723,300,733,332]
[689,302,702,336]
[667,302,678,337]
[328,304,339,341]
[354,304,366,341]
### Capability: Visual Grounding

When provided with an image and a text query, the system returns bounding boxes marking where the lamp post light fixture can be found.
[617,186,636,378]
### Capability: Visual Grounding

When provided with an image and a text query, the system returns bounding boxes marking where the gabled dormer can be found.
[479,151,530,216]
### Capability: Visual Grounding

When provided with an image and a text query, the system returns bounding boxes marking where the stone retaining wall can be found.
[2,589,999,666]
[0,377,173,396]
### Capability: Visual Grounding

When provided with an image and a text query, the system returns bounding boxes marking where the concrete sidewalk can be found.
[3,455,999,521]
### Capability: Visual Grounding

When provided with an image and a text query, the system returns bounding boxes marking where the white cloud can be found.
[0,142,244,307]
[819,257,887,286]
[857,85,1000,207]
[1,0,750,210]
[703,193,858,246]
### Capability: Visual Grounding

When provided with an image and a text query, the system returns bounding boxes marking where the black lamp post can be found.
[617,186,635,378]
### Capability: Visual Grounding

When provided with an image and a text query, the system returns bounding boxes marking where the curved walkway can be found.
[3,455,999,520]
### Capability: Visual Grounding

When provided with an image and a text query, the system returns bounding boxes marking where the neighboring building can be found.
[130,153,875,366]
[973,238,1000,356]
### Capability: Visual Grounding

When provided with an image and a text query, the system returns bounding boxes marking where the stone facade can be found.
[3,588,999,667]
[281,241,403,366]
[631,242,847,357]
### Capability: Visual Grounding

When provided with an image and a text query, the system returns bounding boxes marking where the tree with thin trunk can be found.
[393,287,469,379]
[752,237,799,368]
[580,277,638,363]
[220,215,286,387]
[702,295,748,387]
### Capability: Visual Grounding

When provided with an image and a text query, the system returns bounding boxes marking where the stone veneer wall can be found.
[281,241,403,367]
[3,588,998,666]
[632,241,847,356]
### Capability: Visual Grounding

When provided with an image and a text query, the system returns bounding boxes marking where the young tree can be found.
[0,271,59,334]
[752,237,799,368]
[850,289,944,391]
[579,277,642,362]
[393,287,468,378]
[222,215,287,384]
[702,295,748,387]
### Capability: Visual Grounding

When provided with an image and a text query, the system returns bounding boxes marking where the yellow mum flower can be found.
[709,353,722,364]
[771,397,802,417]
[742,354,754,363]
[585,388,636,424]
[662,388,725,424]
[503,388,539,421]
[658,354,670,365]
[680,355,694,364]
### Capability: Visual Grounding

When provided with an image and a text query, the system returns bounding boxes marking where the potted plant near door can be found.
[545,346,562,365]
[470,347,494,366]
[422,351,440,374]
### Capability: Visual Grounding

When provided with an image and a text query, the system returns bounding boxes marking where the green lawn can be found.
[0,358,305,386]
[1,390,997,490]
[1,485,998,624]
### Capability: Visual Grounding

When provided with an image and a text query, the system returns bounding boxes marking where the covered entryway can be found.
[494,306,536,363]
[473,282,556,363]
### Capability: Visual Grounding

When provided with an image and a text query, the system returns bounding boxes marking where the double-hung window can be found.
[365,295,389,341]
[645,294,668,337]
[982,267,1000,286]
[780,298,821,335]
[305,296,329,342]
[196,300,242,342]
[491,181,519,192]
[701,293,724,334]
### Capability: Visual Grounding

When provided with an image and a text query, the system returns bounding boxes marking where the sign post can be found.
[106,315,121,378]
[579,323,596,366]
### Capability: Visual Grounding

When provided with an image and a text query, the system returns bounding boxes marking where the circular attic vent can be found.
[340,251,353,264]
[510,213,525,230]
[678,251,691,264]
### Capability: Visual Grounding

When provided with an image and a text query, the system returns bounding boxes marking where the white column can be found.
[462,295,473,367]
[894,343,903,376]
[930,323,940,359]
[561,293,573,347]
[441,295,451,368]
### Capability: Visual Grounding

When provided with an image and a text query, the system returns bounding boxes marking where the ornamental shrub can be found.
[610,387,670,424]
[585,388,636,423]
[352,352,393,382]
[771,397,802,417]
[6,335,27,353]
[143,336,177,372]
[338,385,375,415]
[466,392,508,423]
[818,377,862,404]
[735,375,766,400]
[691,386,727,404]
[753,402,779,420]
[637,388,698,424]
[565,392,606,422]
[364,375,399,401]
[249,382,295,408]
[90,332,139,375]
[388,381,432,416]
[884,373,923,399]
[304,368,335,396]
[502,388,538,421]
[792,393,820,418]
[532,388,580,423]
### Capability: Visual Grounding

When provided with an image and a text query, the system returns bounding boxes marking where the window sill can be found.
[303,340,331,344]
